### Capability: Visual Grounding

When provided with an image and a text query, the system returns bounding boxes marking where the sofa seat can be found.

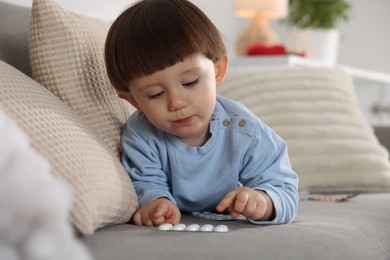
[82,193,390,260]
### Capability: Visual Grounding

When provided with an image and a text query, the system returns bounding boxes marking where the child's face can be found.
[119,53,227,147]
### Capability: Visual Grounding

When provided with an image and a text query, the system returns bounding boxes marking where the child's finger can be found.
[133,211,143,226]
[233,191,250,213]
[151,203,169,225]
[153,202,168,219]
[139,211,154,226]
[165,209,181,225]
[228,206,241,218]
[154,202,181,225]
[216,190,238,212]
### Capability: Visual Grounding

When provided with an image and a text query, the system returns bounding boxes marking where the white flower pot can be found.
[287,28,340,65]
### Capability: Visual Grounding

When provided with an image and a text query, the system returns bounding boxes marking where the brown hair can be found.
[105,0,226,91]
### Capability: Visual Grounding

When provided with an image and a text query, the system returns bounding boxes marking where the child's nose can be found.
[168,92,186,111]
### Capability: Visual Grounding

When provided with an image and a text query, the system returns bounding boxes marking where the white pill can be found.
[186,224,200,231]
[172,223,186,231]
[214,225,228,232]
[158,223,173,231]
[200,224,214,232]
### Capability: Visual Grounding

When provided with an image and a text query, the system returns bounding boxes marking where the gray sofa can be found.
[1,1,390,260]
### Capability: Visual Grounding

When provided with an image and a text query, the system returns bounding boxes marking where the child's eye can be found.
[148,91,164,99]
[182,79,199,87]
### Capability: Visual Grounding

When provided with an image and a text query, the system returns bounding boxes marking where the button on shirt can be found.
[121,96,298,224]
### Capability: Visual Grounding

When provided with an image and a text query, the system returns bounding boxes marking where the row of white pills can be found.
[158,223,229,232]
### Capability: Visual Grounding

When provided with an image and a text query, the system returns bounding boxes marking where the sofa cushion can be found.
[220,66,390,193]
[29,0,135,158]
[0,61,138,235]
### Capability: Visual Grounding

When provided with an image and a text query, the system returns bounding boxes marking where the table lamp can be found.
[235,0,288,56]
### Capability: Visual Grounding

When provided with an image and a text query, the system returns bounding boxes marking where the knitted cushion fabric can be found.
[0,61,138,235]
[29,0,135,158]
[220,66,390,193]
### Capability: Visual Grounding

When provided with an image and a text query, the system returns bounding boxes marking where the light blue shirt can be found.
[122,96,298,224]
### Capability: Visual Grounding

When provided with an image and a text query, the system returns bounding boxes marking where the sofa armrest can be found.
[0,2,32,77]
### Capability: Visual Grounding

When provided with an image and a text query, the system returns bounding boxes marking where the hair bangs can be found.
[105,0,226,91]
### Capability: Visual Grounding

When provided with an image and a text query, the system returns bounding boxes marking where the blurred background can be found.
[3,0,390,74]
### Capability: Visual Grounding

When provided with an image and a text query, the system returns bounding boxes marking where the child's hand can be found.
[133,198,181,226]
[216,187,274,221]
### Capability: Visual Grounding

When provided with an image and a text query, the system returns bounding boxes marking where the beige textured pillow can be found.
[220,66,390,193]
[29,0,135,157]
[0,61,138,235]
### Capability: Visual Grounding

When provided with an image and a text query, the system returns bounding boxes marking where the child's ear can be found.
[117,90,143,111]
[214,55,228,86]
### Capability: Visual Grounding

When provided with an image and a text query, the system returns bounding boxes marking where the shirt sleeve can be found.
[121,123,176,207]
[239,121,299,225]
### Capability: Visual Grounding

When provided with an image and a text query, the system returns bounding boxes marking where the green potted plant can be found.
[284,0,351,64]
[285,0,351,29]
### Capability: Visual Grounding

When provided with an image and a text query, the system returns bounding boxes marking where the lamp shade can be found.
[235,0,288,19]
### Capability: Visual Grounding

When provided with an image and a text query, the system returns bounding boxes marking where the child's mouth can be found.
[175,116,193,126]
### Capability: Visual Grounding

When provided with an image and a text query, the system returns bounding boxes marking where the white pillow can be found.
[0,106,92,260]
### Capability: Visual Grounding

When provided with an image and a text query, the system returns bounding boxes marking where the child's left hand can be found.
[216,187,274,221]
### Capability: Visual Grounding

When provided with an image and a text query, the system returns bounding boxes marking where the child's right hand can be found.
[132,197,181,226]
